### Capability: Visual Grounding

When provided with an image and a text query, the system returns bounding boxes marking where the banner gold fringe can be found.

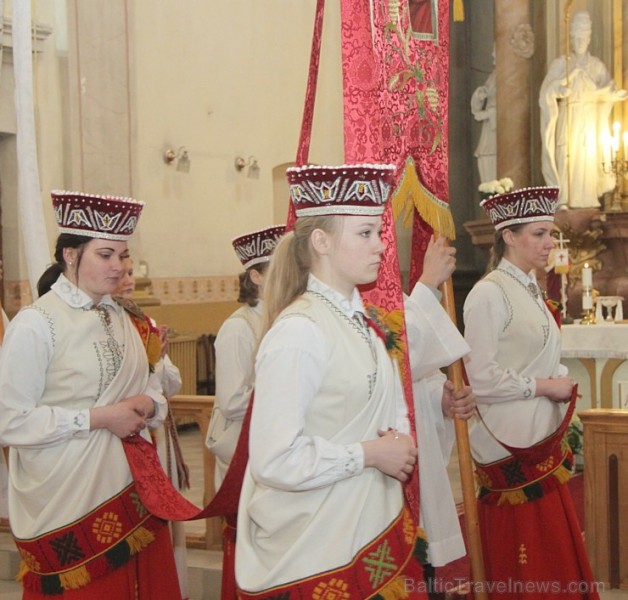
[453,0,465,22]
[391,157,456,240]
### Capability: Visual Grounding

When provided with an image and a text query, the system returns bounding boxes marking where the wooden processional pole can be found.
[436,231,488,600]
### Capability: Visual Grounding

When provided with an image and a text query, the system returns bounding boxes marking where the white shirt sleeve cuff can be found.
[341,442,364,476]
[71,409,91,438]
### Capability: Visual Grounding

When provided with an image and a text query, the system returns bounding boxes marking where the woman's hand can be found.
[90,394,155,438]
[441,381,476,420]
[419,235,456,289]
[536,376,575,403]
[362,429,418,482]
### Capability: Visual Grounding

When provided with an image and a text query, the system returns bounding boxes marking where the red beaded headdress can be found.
[286,163,396,217]
[480,186,559,231]
[51,190,144,241]
[232,225,285,269]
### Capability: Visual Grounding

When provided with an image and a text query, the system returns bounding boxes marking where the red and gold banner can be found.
[339,0,451,518]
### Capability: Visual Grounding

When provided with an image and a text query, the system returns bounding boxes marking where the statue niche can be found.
[539,10,627,209]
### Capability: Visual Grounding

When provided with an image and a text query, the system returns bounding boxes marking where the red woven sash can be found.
[15,484,166,594]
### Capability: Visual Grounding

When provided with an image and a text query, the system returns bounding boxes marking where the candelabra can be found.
[601,121,628,212]
[601,156,627,212]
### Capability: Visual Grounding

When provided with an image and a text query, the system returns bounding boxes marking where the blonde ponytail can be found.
[261,215,338,338]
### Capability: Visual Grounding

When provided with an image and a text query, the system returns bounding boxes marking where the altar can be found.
[561,322,628,411]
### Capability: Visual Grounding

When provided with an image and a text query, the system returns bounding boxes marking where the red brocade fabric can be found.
[339,0,450,521]
[340,0,451,291]
[122,398,254,522]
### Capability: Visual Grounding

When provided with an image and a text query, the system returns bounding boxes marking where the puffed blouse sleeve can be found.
[248,315,365,491]
[0,309,91,447]
[463,279,537,404]
[214,316,256,421]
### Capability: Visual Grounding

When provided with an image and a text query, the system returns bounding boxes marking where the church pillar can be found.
[494,0,533,187]
[67,0,134,196]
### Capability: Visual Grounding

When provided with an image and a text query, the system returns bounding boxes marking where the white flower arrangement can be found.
[478,177,514,199]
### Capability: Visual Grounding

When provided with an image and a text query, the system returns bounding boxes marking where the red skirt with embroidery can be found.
[22,525,181,600]
[477,484,600,599]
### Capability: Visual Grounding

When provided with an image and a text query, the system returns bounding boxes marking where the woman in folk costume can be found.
[236,164,427,600]
[205,224,284,600]
[207,224,285,490]
[463,186,599,599]
[404,236,475,592]
[116,257,190,600]
[0,191,182,599]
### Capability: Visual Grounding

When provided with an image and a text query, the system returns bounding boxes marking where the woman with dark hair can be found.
[205,224,284,600]
[463,186,599,599]
[206,224,285,490]
[235,165,426,599]
[0,191,181,599]
[37,233,93,297]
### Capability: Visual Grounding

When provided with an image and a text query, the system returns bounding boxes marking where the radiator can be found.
[168,335,199,396]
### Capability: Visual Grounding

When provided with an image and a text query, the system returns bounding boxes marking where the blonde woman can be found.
[235,165,426,599]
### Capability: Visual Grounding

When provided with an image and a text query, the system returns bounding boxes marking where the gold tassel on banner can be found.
[391,157,456,240]
[453,0,465,22]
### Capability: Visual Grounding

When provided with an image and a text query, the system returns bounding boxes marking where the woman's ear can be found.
[501,228,515,247]
[62,247,78,267]
[310,228,332,256]
[249,268,263,287]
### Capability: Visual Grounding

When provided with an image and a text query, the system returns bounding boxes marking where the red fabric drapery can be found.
[339,0,451,518]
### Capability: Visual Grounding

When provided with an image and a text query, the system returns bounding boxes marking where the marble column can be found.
[67,0,133,196]
[494,0,533,187]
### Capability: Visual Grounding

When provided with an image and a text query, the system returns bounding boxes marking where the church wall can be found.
[119,0,345,279]
[2,1,622,314]
[3,0,345,312]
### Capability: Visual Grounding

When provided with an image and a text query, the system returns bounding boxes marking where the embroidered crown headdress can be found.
[232,225,285,269]
[480,186,559,231]
[52,190,144,241]
[286,163,396,217]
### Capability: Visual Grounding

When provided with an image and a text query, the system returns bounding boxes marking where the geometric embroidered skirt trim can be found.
[475,438,573,506]
[14,483,166,596]
[237,506,428,600]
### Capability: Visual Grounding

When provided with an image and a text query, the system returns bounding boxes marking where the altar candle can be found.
[582,263,593,288]
[613,121,621,153]
[582,293,593,310]
[623,131,628,160]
